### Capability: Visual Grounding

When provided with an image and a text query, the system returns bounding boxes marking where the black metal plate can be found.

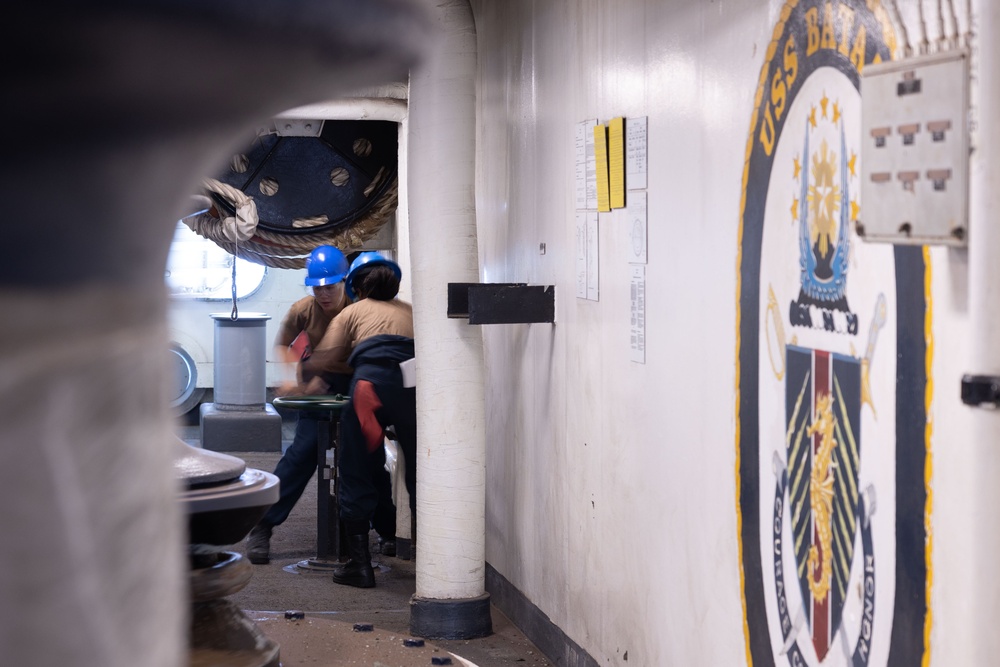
[467,284,555,325]
[448,282,526,319]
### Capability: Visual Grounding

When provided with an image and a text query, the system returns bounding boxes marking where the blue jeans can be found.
[260,413,321,527]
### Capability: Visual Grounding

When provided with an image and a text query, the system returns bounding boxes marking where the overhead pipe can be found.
[407,0,492,639]
[277,96,409,123]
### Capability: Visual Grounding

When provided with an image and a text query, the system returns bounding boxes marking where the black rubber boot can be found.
[377,536,397,557]
[245,524,272,565]
[332,534,375,588]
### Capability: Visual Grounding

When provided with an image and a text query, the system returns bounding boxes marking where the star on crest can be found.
[832,102,841,124]
[809,106,818,129]
[820,92,830,118]
[848,152,857,178]
[793,156,802,180]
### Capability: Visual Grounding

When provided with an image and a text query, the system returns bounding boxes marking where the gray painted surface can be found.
[200,403,283,452]
[486,565,598,667]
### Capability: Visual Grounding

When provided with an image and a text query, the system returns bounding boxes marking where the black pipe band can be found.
[409,593,492,640]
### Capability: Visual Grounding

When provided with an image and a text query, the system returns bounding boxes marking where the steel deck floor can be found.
[177,417,551,667]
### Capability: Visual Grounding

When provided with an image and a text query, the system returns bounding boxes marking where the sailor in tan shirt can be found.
[246,245,351,565]
[272,287,350,371]
[309,297,414,369]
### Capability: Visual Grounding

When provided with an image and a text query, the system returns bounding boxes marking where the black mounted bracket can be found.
[961,374,1000,408]
[448,283,555,325]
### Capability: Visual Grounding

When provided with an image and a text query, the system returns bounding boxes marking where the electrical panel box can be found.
[859,50,969,246]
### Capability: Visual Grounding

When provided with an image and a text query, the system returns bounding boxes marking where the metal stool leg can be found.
[271,396,349,575]
[291,408,346,573]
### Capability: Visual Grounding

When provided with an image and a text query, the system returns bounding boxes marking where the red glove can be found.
[353,380,384,453]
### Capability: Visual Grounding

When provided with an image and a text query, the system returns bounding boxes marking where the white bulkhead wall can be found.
[468,1,993,665]
[472,1,764,663]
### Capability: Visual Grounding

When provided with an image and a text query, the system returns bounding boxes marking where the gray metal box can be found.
[859,50,969,245]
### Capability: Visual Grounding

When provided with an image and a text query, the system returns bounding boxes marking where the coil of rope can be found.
[182,176,399,269]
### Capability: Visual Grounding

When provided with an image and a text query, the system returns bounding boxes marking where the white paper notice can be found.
[626,116,648,191]
[575,119,599,210]
[576,211,588,298]
[586,211,599,301]
[627,191,647,264]
[630,265,646,363]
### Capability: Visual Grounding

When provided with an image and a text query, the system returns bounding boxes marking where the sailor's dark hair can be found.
[352,264,400,300]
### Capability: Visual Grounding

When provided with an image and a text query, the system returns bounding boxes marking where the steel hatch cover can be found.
[210,119,398,235]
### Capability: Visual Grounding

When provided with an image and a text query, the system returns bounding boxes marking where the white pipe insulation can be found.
[407,0,488,601]
[968,1,1000,662]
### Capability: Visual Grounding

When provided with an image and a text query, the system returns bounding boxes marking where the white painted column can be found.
[394,114,415,540]
[407,0,492,638]
[970,0,1000,365]
[968,1,1000,663]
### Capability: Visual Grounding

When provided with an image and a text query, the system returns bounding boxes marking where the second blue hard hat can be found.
[304,246,349,286]
[345,251,402,299]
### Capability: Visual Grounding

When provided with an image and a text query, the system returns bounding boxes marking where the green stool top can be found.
[272,395,349,413]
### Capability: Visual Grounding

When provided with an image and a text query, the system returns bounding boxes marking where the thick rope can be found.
[204,179,252,211]
[185,177,398,268]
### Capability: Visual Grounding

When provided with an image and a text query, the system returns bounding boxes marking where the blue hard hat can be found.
[304,246,348,286]
[345,251,402,299]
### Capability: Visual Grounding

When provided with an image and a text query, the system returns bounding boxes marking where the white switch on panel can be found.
[859,50,969,246]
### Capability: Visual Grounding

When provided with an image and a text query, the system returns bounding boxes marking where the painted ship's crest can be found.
[736,2,930,666]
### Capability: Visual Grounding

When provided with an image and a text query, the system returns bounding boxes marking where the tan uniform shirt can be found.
[312,298,414,369]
